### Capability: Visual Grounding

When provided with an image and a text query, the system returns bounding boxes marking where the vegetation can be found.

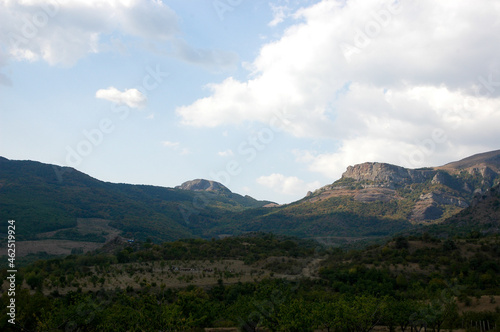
[1,232,499,331]
[0,158,272,242]
[1,155,500,330]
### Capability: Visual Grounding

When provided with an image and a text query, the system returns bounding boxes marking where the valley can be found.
[1,151,500,331]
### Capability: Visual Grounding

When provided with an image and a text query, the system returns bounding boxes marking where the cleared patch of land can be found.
[17,218,122,257]
[16,239,103,257]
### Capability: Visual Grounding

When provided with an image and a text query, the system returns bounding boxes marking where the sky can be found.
[1,0,500,204]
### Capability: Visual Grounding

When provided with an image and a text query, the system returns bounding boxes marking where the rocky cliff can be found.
[306,150,500,224]
[341,162,434,187]
[175,179,231,194]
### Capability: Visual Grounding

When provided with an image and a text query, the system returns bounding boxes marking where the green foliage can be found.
[0,158,272,243]
[1,232,499,331]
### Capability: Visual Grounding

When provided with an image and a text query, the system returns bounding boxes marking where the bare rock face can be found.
[410,200,443,223]
[353,188,397,203]
[431,172,447,185]
[410,191,469,223]
[305,151,500,225]
[176,179,231,194]
[342,162,434,186]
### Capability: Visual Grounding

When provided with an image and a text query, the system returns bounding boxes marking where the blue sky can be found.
[1,0,500,204]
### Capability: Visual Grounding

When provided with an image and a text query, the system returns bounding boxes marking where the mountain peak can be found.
[341,162,433,187]
[175,179,231,194]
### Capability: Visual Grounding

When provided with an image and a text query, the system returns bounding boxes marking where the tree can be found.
[176,287,216,328]
[160,304,196,331]
[340,295,383,332]
[312,301,342,332]
[382,298,420,332]
[395,236,409,249]
[26,271,44,291]
[276,298,314,332]
[228,295,262,332]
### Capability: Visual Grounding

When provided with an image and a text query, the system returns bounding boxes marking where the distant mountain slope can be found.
[2,150,499,249]
[437,149,500,172]
[176,179,231,193]
[442,184,500,234]
[301,150,500,225]
[0,157,271,242]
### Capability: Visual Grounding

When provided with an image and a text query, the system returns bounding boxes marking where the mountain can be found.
[176,179,231,193]
[198,150,500,243]
[303,150,500,224]
[441,184,500,234]
[437,149,500,173]
[0,157,271,247]
[1,150,499,255]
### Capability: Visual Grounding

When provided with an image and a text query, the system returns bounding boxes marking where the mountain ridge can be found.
[303,149,500,224]
[1,149,499,254]
[0,157,271,244]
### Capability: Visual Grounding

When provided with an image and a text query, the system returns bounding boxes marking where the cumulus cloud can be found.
[96,87,147,108]
[162,141,179,148]
[0,50,11,86]
[268,4,289,27]
[218,149,234,157]
[295,83,500,180]
[0,0,235,69]
[257,173,321,196]
[161,140,189,155]
[177,0,500,180]
[0,0,178,66]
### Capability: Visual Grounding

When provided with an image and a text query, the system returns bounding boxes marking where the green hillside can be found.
[1,150,499,251]
[1,232,498,331]
[0,157,271,243]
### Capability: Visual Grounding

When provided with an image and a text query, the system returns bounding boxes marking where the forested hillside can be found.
[1,232,498,331]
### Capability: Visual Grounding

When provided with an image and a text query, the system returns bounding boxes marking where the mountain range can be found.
[1,149,499,256]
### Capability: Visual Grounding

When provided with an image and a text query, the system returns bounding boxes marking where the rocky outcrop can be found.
[418,192,468,208]
[176,179,231,194]
[341,162,434,187]
[353,188,398,203]
[307,152,500,224]
[410,191,469,223]
[444,184,500,233]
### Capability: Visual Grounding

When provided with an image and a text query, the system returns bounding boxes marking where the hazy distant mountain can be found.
[175,179,231,193]
[0,157,271,244]
[201,150,500,242]
[303,149,500,224]
[437,149,500,173]
[1,150,499,253]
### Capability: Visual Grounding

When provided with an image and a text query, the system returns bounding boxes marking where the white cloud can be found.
[0,0,237,70]
[162,141,179,148]
[96,87,147,109]
[296,83,500,180]
[268,4,289,27]
[177,0,500,180]
[161,140,190,155]
[257,173,321,196]
[0,0,179,66]
[217,149,234,157]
